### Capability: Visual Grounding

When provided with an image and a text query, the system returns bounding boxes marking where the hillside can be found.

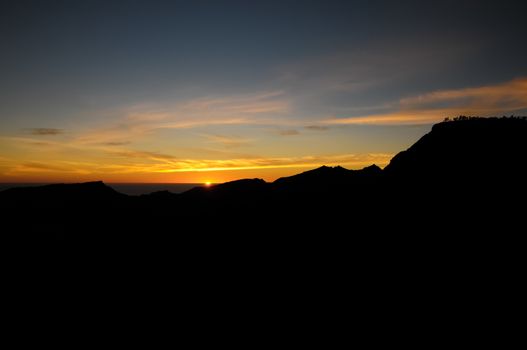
[384,117,527,182]
[0,117,525,244]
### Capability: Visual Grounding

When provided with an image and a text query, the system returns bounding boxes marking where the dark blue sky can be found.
[1,0,526,182]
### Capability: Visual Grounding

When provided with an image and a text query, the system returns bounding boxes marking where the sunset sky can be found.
[1,0,526,183]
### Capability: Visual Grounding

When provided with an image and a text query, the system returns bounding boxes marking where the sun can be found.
[204,181,212,187]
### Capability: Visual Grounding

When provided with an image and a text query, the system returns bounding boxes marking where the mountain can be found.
[384,117,527,182]
[0,117,525,243]
[181,178,268,200]
[0,181,125,203]
[273,164,382,193]
[2,117,524,315]
[3,117,523,330]
[381,117,526,223]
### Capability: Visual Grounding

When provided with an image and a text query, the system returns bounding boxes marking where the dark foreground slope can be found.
[385,117,527,181]
[1,117,525,257]
[2,117,525,333]
[383,117,527,229]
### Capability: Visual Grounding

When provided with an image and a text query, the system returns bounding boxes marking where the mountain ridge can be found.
[2,116,525,199]
[0,116,525,242]
[1,116,525,300]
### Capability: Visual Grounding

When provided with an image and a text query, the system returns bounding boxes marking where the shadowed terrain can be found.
[2,117,525,242]
[3,117,525,333]
[1,117,525,286]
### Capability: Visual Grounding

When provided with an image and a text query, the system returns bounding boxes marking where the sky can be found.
[1,0,526,183]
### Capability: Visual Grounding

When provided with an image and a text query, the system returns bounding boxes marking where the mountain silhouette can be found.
[381,117,526,231]
[181,178,268,200]
[384,117,527,182]
[273,164,382,193]
[1,117,525,254]
[0,181,125,203]
[3,117,524,321]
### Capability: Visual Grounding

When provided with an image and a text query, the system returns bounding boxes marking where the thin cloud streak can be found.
[400,77,527,111]
[326,77,527,125]
[200,134,252,148]
[75,91,290,145]
[27,128,64,136]
[1,153,393,178]
[305,125,329,131]
[278,129,300,136]
[103,141,131,146]
[96,153,393,173]
[17,162,72,172]
[326,113,443,125]
[108,150,178,161]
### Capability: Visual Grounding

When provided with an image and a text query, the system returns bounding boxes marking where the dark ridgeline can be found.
[1,116,525,243]
[1,117,525,313]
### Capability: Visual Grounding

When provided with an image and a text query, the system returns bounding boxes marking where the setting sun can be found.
[205,182,212,187]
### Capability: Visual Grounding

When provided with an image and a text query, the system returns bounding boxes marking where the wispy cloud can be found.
[75,91,290,145]
[305,125,329,131]
[108,150,178,161]
[19,162,68,172]
[27,128,64,136]
[326,113,441,125]
[2,160,98,177]
[103,141,131,146]
[96,152,393,173]
[278,129,300,136]
[274,41,477,107]
[2,152,393,179]
[1,136,72,150]
[200,134,252,148]
[325,77,527,125]
[399,77,527,112]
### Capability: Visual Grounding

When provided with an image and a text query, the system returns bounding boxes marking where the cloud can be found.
[305,125,329,131]
[274,41,477,108]
[0,142,393,179]
[181,91,288,115]
[94,152,393,174]
[108,150,178,161]
[18,162,69,172]
[77,42,476,145]
[200,134,252,148]
[1,160,101,177]
[278,129,300,136]
[75,91,290,145]
[103,141,131,146]
[399,77,527,112]
[0,136,72,150]
[326,113,441,125]
[325,77,527,125]
[28,128,64,136]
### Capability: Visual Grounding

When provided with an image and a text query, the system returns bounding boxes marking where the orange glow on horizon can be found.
[0,161,389,184]
[0,152,393,184]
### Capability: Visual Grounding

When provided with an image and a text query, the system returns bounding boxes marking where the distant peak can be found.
[314,165,346,171]
[73,181,112,189]
[363,164,381,171]
[223,178,266,185]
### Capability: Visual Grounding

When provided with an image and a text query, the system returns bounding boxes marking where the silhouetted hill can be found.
[273,164,382,193]
[384,117,527,182]
[0,116,524,247]
[181,178,268,200]
[0,180,125,201]
[2,117,524,322]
